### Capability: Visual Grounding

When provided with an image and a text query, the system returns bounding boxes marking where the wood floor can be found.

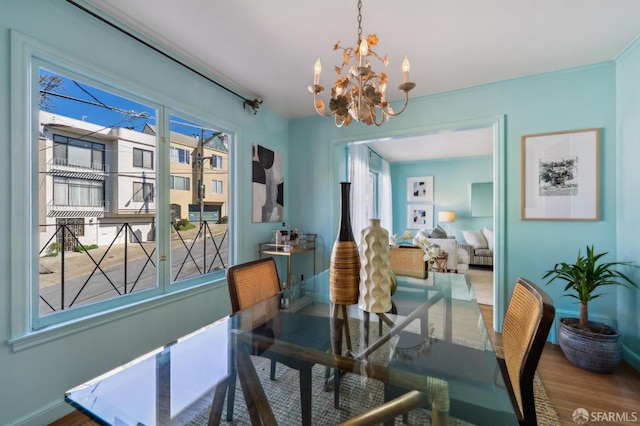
[478,304,640,426]
[51,304,640,426]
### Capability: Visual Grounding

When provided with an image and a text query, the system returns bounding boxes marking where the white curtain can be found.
[349,144,370,241]
[379,158,393,234]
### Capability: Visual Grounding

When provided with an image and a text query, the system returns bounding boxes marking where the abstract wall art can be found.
[252,144,284,222]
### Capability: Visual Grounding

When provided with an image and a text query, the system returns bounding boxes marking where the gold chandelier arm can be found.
[311,92,335,118]
[383,90,410,117]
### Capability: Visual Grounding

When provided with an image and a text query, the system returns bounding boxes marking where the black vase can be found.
[329,182,360,305]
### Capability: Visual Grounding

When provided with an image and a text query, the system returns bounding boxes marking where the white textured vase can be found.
[358,218,392,313]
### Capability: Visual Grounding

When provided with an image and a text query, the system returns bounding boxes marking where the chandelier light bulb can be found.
[314,58,322,85]
[359,39,369,57]
[402,56,411,82]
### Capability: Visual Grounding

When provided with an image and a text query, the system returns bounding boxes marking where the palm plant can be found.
[543,245,638,329]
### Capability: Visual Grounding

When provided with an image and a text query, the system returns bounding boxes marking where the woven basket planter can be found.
[558,318,622,373]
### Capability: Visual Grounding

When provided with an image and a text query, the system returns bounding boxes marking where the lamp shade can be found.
[438,211,456,223]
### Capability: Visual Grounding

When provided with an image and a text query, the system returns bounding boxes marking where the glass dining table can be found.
[65,270,518,426]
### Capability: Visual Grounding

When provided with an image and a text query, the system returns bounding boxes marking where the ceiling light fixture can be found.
[308,0,415,127]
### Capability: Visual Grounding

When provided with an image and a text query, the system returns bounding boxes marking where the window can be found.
[170,146,190,165]
[211,154,223,169]
[10,47,234,336]
[133,182,154,202]
[54,177,104,207]
[211,179,223,194]
[133,148,154,169]
[170,175,190,191]
[53,134,105,170]
[169,113,229,283]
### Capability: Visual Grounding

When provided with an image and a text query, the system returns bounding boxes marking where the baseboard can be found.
[8,398,71,426]
[622,344,640,371]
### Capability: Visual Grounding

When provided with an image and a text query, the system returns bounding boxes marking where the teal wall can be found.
[390,156,493,241]
[1,1,639,424]
[290,61,623,349]
[1,2,289,424]
[616,38,640,370]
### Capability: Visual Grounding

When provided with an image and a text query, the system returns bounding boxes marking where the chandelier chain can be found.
[357,0,363,41]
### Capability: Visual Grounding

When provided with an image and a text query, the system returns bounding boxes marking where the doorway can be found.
[333,115,506,330]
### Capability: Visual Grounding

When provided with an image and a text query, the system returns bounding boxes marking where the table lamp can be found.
[437,210,456,233]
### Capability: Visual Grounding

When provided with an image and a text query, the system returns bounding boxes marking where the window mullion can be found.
[157,107,171,290]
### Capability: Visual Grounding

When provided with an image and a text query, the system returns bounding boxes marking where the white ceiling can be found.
[367,127,494,162]
[83,0,640,161]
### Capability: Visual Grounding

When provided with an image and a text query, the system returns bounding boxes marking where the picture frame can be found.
[521,128,600,221]
[407,204,434,229]
[407,176,434,202]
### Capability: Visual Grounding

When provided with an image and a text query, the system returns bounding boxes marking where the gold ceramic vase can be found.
[329,182,360,305]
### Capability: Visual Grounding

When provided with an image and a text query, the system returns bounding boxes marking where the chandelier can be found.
[308,0,415,127]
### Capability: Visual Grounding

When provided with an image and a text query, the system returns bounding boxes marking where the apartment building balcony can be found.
[47,157,109,179]
[47,200,109,218]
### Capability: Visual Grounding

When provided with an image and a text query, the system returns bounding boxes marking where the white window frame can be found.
[170,146,191,165]
[212,154,223,169]
[133,147,154,169]
[170,175,191,191]
[8,31,235,350]
[211,179,223,194]
[133,182,155,202]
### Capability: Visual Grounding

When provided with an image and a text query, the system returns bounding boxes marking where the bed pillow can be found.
[462,230,488,249]
[482,227,494,251]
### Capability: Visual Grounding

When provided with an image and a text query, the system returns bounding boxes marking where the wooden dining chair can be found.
[383,277,554,425]
[225,257,338,425]
[498,277,555,426]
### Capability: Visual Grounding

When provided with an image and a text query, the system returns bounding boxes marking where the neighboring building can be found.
[39,111,228,253]
[143,124,229,225]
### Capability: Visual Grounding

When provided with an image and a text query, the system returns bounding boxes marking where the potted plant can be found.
[543,245,638,373]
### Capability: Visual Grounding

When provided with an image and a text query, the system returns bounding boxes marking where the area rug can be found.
[186,319,560,425]
[493,347,561,426]
[187,361,559,426]
[187,360,473,426]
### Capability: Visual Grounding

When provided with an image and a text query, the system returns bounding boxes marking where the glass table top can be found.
[65,271,518,425]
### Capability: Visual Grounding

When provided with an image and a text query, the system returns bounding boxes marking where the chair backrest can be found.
[502,277,555,425]
[226,257,281,313]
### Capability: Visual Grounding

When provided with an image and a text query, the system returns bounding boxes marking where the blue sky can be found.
[39,67,220,139]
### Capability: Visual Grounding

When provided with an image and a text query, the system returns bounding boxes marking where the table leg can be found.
[363,311,370,349]
[341,304,354,356]
[236,344,277,426]
[208,377,228,426]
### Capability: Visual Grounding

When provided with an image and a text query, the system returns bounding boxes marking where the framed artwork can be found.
[407,204,434,229]
[407,176,434,202]
[252,144,284,222]
[521,128,600,221]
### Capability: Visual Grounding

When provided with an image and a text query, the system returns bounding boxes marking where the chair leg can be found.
[270,359,277,380]
[334,367,340,408]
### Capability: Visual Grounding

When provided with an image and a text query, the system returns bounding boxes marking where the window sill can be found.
[9,278,225,352]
